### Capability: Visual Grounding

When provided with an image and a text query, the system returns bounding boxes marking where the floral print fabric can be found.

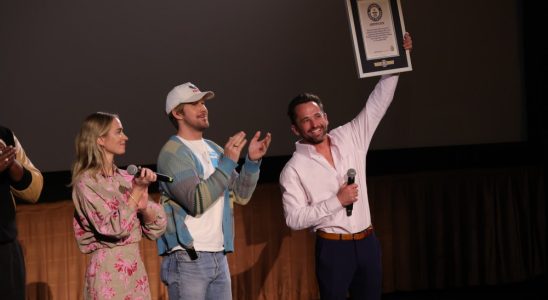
[72,169,166,300]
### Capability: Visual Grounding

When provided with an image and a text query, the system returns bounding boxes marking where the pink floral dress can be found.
[72,169,167,300]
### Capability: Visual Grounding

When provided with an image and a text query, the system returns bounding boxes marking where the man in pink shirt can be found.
[280,33,412,300]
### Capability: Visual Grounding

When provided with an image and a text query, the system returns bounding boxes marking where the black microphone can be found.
[346,168,356,217]
[126,165,174,183]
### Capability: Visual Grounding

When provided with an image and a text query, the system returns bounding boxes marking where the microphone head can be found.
[347,168,356,178]
[126,164,139,176]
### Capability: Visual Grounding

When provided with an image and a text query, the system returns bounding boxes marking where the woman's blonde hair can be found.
[71,112,118,185]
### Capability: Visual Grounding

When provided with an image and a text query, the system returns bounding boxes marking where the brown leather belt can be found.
[317,226,374,241]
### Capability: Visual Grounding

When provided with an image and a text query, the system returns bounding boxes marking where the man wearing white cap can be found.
[156,82,271,299]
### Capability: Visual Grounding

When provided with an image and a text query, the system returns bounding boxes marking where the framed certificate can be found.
[345,0,412,78]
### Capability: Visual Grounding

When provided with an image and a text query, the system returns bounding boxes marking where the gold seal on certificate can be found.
[345,0,412,78]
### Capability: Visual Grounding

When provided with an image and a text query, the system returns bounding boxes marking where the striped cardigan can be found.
[156,135,260,255]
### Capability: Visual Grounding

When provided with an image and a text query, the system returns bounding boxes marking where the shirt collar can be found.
[294,133,335,156]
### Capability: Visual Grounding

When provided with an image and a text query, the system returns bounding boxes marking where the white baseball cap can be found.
[165,82,215,114]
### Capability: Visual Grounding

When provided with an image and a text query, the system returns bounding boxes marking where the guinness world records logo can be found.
[367,3,383,22]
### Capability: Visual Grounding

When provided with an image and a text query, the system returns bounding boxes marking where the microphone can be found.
[126,165,174,183]
[346,168,356,217]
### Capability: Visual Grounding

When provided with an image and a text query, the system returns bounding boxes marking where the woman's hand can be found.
[133,167,157,187]
[136,190,149,212]
[130,167,156,211]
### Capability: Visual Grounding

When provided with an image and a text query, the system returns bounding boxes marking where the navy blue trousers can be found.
[315,232,382,300]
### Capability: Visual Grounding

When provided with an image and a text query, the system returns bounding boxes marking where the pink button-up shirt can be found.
[280,75,399,234]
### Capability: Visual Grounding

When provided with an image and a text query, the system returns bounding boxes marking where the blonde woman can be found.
[71,112,166,300]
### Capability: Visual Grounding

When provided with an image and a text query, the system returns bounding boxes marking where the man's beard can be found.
[302,126,327,144]
[185,116,209,132]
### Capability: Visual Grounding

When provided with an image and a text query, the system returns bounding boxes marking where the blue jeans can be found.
[161,250,232,300]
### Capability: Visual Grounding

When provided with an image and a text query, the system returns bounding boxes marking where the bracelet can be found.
[128,193,138,206]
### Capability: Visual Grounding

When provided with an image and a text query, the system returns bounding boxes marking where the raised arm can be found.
[229,131,271,205]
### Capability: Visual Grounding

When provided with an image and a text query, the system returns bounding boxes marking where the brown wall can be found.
[17,167,546,299]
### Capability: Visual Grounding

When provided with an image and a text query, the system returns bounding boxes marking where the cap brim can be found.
[186,91,215,103]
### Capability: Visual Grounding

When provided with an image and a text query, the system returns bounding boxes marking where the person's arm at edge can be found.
[10,135,43,203]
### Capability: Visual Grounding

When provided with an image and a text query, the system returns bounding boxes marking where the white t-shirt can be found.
[174,136,224,252]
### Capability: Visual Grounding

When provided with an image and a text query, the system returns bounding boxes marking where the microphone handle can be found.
[130,165,173,183]
[156,173,174,183]
[346,176,355,216]
[346,203,353,216]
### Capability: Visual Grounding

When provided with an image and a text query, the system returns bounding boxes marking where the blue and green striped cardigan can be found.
[156,135,260,255]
